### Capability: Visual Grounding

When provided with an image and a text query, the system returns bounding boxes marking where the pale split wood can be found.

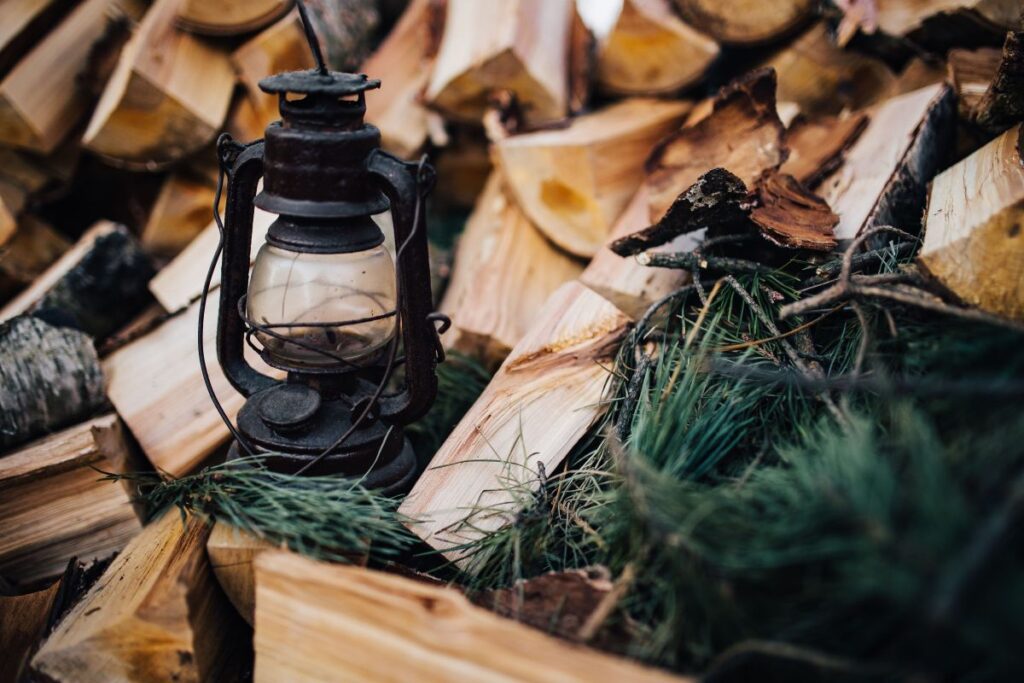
[0,215,69,301]
[206,521,277,626]
[178,0,292,36]
[0,414,143,587]
[497,98,692,257]
[597,0,719,97]
[919,123,1024,321]
[31,509,249,683]
[84,0,235,169]
[425,0,575,126]
[0,0,77,76]
[401,281,630,565]
[253,551,690,683]
[439,171,584,368]
[140,169,219,258]
[819,83,955,240]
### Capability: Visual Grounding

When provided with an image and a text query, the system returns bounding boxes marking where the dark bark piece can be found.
[305,0,381,71]
[974,31,1024,134]
[782,113,870,189]
[644,68,787,222]
[0,316,105,453]
[612,168,749,256]
[750,173,838,251]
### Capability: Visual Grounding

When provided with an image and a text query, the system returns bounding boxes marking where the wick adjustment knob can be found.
[257,384,322,433]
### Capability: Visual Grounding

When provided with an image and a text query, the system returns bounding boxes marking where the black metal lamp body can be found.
[215,65,441,494]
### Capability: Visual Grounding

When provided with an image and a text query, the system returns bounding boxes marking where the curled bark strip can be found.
[750,173,838,252]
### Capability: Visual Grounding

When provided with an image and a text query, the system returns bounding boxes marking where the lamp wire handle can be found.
[294,0,329,75]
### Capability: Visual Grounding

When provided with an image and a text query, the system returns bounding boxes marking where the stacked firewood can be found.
[1,0,1022,680]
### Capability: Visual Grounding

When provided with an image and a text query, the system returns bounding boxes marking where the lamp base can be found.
[225,436,418,496]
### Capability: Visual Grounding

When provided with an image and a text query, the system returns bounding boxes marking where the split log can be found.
[0,0,129,153]
[253,551,688,682]
[644,68,786,222]
[0,0,78,76]
[362,0,443,159]
[232,10,315,135]
[818,83,956,240]
[496,98,692,257]
[439,172,584,368]
[177,0,292,36]
[425,0,575,126]
[781,112,870,189]
[206,522,276,626]
[671,0,813,45]
[0,578,60,682]
[596,0,719,97]
[0,414,142,587]
[140,169,219,258]
[0,222,154,340]
[148,208,275,313]
[862,0,1022,52]
[0,315,105,453]
[0,216,69,302]
[972,30,1024,134]
[919,123,1024,321]
[104,294,281,477]
[402,282,631,563]
[949,45,1004,118]
[31,509,250,683]
[766,22,896,117]
[83,0,235,170]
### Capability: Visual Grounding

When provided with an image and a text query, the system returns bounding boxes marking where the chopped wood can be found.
[177,0,292,36]
[497,98,692,256]
[432,128,492,208]
[148,208,275,313]
[766,22,896,117]
[973,30,1024,134]
[596,0,719,97]
[83,0,235,169]
[232,10,315,136]
[0,315,105,453]
[140,169,218,258]
[919,123,1024,321]
[644,68,786,222]
[613,168,749,257]
[750,173,839,251]
[103,295,282,477]
[401,282,630,563]
[302,0,380,71]
[206,521,276,626]
[567,3,595,115]
[781,112,870,189]
[892,55,949,95]
[0,195,14,247]
[0,216,69,302]
[0,0,128,153]
[671,0,813,45]
[949,45,1004,118]
[0,222,154,340]
[0,414,142,587]
[253,551,689,682]
[818,83,956,240]
[872,0,1021,51]
[439,172,584,368]
[425,0,575,126]
[31,509,250,683]
[0,578,60,682]
[0,0,77,79]
[361,0,443,159]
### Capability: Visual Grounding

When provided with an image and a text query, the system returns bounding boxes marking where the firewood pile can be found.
[2,0,1024,680]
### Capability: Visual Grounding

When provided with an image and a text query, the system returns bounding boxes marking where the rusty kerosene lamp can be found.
[202,3,445,494]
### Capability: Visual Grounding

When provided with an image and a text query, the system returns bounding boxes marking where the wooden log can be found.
[140,169,219,258]
[766,22,896,117]
[496,98,692,257]
[781,112,870,189]
[972,30,1024,134]
[0,315,105,453]
[232,10,314,136]
[0,414,143,587]
[0,578,61,682]
[206,522,276,626]
[919,123,1024,321]
[949,45,1004,118]
[83,0,235,170]
[0,0,78,81]
[31,509,250,683]
[596,0,719,97]
[671,0,813,46]
[0,0,129,153]
[361,0,442,159]
[103,294,282,477]
[303,0,380,71]
[432,127,492,209]
[425,0,575,126]
[0,222,154,340]
[402,282,630,563]
[0,216,69,302]
[818,83,956,240]
[644,68,786,222]
[0,194,14,247]
[254,551,689,682]
[439,172,584,368]
[177,0,292,36]
[865,0,1022,52]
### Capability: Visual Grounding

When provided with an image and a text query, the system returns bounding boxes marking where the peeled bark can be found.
[973,30,1024,134]
[750,173,838,251]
